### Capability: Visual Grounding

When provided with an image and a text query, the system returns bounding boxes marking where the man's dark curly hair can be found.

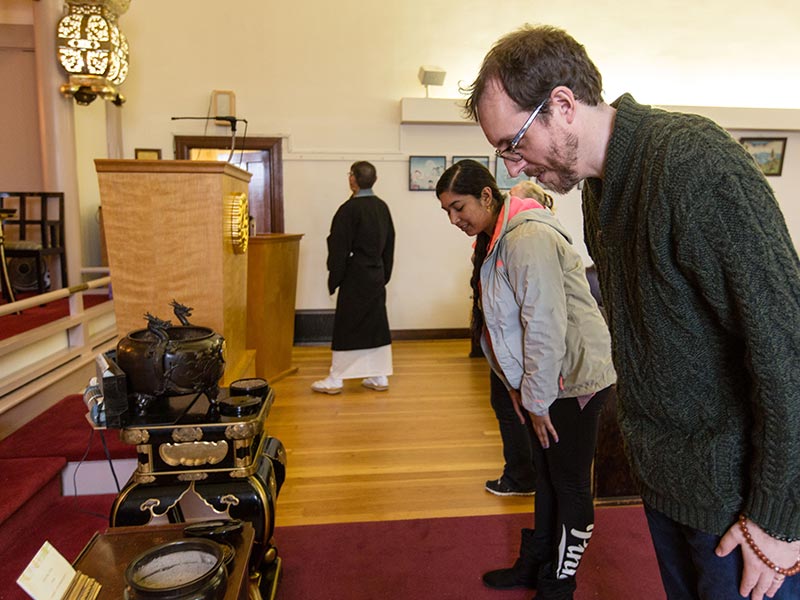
[463,24,604,121]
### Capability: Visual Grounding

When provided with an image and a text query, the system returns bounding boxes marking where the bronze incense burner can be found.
[115,301,226,413]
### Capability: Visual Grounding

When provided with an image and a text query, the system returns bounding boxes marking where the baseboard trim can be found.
[391,329,469,340]
[294,310,469,345]
[62,458,138,496]
[294,309,335,345]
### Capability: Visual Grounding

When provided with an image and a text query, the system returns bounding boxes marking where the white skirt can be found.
[330,344,393,380]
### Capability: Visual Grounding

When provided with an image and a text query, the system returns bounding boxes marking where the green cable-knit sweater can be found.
[583,94,800,538]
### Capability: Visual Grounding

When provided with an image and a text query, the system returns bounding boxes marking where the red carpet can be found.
[0,493,115,600]
[0,394,136,462]
[0,294,110,341]
[0,503,663,599]
[273,506,665,600]
[0,457,66,526]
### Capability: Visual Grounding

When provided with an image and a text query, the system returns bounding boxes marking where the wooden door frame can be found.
[173,135,284,232]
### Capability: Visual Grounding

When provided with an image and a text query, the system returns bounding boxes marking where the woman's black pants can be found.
[489,370,536,488]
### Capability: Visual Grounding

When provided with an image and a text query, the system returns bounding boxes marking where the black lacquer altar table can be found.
[109,383,286,596]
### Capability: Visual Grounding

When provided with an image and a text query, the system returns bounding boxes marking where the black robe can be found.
[327,193,395,351]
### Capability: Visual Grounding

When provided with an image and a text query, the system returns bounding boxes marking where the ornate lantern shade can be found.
[57,0,130,105]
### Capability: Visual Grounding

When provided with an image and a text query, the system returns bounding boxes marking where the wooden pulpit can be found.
[247,234,303,382]
[94,159,255,383]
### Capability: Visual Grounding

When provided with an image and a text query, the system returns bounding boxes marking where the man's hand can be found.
[716,517,800,600]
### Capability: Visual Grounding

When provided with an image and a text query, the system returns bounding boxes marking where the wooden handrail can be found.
[0,276,117,414]
[0,276,110,317]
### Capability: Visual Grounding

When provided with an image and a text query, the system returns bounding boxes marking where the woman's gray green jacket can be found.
[480,196,616,416]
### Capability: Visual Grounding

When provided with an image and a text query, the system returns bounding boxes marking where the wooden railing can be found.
[0,276,117,414]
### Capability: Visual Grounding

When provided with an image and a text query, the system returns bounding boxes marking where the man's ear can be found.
[549,86,577,125]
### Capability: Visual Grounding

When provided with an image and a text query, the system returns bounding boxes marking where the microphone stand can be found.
[225,118,236,163]
[170,116,245,163]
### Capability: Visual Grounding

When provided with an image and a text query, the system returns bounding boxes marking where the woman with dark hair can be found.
[436,160,615,600]
[481,178,557,497]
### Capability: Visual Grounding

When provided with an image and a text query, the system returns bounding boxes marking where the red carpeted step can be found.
[0,493,115,600]
[0,456,66,528]
[0,394,137,462]
[0,294,111,341]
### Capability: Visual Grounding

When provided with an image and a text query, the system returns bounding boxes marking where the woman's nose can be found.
[449,212,459,226]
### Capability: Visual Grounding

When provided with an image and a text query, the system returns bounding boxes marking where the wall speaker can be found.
[417,66,446,86]
[7,257,50,293]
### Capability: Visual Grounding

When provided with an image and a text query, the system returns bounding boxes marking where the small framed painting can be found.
[409,156,446,191]
[739,137,787,176]
[453,156,490,169]
[495,159,529,189]
[134,148,162,160]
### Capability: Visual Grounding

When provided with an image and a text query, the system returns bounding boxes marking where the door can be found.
[174,136,284,233]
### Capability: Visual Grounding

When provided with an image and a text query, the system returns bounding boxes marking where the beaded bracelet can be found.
[763,527,800,543]
[739,515,800,577]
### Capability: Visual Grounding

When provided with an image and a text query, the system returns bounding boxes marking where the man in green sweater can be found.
[464,24,800,600]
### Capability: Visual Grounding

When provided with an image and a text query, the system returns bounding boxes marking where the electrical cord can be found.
[99,430,121,493]
[238,119,250,167]
[70,427,110,519]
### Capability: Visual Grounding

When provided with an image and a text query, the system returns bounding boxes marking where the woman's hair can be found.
[435,159,505,346]
[510,179,554,211]
[435,159,505,208]
[463,24,604,122]
[350,161,377,189]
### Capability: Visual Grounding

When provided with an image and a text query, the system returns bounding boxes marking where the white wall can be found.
[6,0,800,330]
[73,102,108,268]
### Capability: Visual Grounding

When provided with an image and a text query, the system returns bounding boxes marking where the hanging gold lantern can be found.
[57,0,130,105]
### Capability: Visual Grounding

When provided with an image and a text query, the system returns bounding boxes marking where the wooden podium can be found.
[95,159,255,383]
[247,234,303,382]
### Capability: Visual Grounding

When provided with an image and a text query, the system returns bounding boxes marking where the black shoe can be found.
[485,477,536,496]
[534,562,577,600]
[482,529,541,590]
[482,564,537,590]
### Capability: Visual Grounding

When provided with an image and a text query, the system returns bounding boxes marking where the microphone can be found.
[171,115,247,131]
[170,116,249,162]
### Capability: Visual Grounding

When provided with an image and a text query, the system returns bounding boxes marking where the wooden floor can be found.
[267,339,533,527]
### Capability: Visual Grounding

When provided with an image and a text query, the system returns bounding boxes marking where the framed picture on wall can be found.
[495,159,529,189]
[453,156,490,169]
[409,156,446,191]
[739,137,787,176]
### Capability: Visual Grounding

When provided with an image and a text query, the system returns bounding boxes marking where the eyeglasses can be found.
[495,98,548,163]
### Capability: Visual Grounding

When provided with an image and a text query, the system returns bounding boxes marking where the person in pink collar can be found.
[481,178,553,498]
[436,159,615,600]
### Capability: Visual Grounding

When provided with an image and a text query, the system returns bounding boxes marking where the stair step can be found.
[0,493,115,600]
[0,457,66,528]
[0,394,137,462]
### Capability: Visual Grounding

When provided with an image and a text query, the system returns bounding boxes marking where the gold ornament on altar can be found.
[225,192,249,254]
[56,0,130,105]
[159,440,229,467]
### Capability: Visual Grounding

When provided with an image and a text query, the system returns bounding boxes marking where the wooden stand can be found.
[247,234,302,382]
[95,160,254,383]
[73,522,256,600]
